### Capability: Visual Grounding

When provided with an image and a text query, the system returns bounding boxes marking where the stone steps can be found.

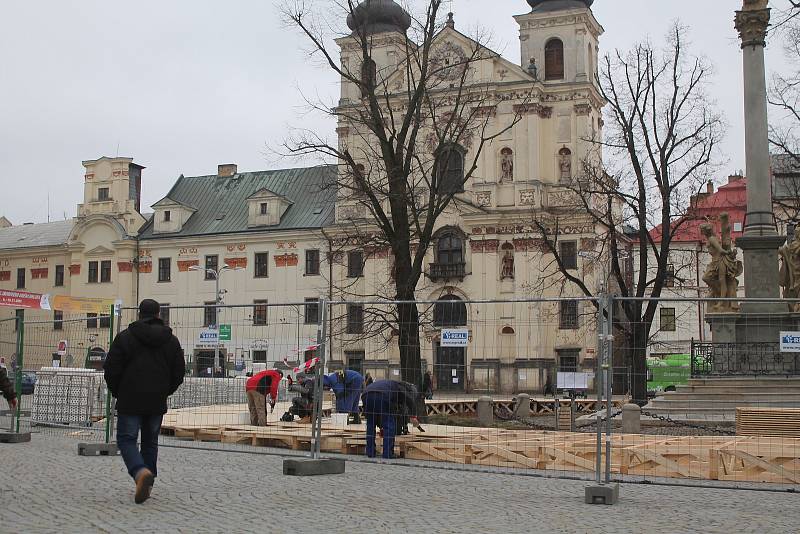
[644,377,800,423]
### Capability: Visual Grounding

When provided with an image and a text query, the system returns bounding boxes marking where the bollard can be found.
[477,396,494,426]
[514,393,531,419]
[622,403,641,434]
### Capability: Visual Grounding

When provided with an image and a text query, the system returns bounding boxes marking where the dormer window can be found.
[164,210,171,222]
[151,197,195,234]
[247,188,292,228]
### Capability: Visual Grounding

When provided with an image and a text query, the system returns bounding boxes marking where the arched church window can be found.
[501,326,515,335]
[434,295,467,327]
[545,39,564,81]
[435,145,465,194]
[500,148,514,182]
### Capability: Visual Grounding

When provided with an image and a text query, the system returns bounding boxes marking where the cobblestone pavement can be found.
[1,434,798,534]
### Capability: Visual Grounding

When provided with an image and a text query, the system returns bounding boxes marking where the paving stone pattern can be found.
[1,434,798,534]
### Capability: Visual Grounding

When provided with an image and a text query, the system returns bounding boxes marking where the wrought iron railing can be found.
[428,262,466,281]
[690,340,800,377]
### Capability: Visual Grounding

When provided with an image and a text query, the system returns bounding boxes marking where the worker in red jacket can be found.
[245,369,283,426]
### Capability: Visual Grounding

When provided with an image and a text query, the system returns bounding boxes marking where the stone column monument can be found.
[704,0,800,374]
[734,0,787,313]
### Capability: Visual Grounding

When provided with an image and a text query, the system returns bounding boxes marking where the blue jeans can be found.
[363,392,396,459]
[117,414,163,480]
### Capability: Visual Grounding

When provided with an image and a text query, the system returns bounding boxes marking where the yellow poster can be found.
[51,295,120,315]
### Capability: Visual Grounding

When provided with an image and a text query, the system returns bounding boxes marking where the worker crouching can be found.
[361,379,420,459]
[281,374,317,423]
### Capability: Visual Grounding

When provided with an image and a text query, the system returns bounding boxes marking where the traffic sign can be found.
[220,324,232,341]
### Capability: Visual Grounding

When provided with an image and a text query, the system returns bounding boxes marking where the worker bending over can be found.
[245,369,283,426]
[361,379,420,459]
[323,369,364,424]
[281,373,317,423]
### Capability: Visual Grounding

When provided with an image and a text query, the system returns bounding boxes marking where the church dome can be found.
[347,0,412,36]
[527,0,594,12]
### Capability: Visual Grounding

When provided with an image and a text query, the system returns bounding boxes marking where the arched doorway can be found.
[433,295,467,392]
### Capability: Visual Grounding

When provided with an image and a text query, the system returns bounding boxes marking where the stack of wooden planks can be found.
[736,407,800,438]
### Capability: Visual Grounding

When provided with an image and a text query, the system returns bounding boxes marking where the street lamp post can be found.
[189,264,242,377]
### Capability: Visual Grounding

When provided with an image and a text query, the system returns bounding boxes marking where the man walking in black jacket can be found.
[104,299,185,504]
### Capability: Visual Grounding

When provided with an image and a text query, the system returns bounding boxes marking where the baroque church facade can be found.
[0,0,606,393]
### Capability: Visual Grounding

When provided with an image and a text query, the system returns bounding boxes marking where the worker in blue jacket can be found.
[323,369,364,424]
[361,379,420,459]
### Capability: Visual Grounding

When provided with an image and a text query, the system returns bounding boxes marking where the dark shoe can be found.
[134,468,155,504]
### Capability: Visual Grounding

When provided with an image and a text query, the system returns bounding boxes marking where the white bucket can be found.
[330,413,348,426]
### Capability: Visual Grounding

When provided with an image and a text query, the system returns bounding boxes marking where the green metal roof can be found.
[139,165,337,239]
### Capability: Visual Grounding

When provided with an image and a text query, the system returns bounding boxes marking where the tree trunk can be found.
[629,322,648,405]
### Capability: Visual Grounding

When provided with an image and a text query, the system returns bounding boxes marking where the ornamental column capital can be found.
[735,4,771,48]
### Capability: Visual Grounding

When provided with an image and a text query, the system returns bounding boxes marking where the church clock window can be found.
[545,38,565,81]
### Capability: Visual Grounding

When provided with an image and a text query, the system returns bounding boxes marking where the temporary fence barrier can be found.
[9,295,800,490]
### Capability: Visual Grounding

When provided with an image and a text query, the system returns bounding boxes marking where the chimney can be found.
[218,164,237,177]
[706,181,714,194]
[728,173,743,183]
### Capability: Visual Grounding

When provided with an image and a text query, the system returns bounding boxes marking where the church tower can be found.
[78,157,146,235]
[515,1,602,85]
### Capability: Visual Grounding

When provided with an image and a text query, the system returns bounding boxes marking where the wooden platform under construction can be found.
[162,408,800,485]
[424,397,622,417]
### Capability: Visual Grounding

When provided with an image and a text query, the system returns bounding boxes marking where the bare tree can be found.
[531,24,724,403]
[281,0,527,391]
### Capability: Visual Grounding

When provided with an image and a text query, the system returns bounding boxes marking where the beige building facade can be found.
[1,1,608,392]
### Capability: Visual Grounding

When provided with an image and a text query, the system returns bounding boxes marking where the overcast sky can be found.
[0,0,795,225]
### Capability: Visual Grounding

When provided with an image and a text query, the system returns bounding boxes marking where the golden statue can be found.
[701,213,743,312]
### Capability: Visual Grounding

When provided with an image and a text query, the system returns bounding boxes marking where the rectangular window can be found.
[158,258,171,282]
[260,202,268,215]
[203,301,216,327]
[16,268,25,289]
[305,249,320,276]
[88,261,99,283]
[665,264,676,288]
[252,350,267,364]
[205,255,218,280]
[53,310,63,331]
[87,313,98,329]
[253,300,268,326]
[559,241,578,270]
[100,260,112,283]
[164,210,171,222]
[254,252,269,278]
[304,298,319,325]
[660,307,676,332]
[98,187,110,201]
[55,265,65,287]
[559,300,578,330]
[15,309,23,331]
[347,250,363,278]
[347,304,364,334]
[99,314,111,329]
[161,304,170,327]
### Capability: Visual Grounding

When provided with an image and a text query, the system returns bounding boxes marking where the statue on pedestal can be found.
[701,213,743,312]
[779,236,800,312]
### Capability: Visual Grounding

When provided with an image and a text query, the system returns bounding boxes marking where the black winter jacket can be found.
[103,317,185,415]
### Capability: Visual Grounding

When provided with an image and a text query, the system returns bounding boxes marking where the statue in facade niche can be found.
[500,148,514,182]
[558,147,572,182]
[701,213,743,312]
[779,233,800,312]
[500,249,515,280]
